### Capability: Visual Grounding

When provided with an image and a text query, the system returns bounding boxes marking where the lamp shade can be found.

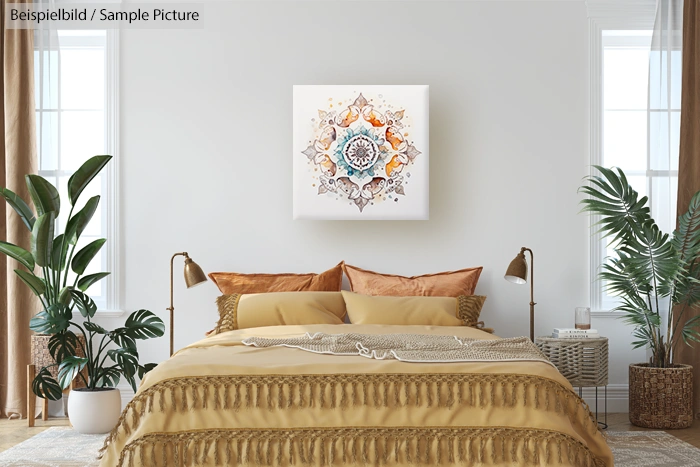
[504,251,528,284]
[183,257,207,288]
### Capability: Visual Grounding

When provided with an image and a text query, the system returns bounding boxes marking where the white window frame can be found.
[35,29,122,317]
[587,0,656,315]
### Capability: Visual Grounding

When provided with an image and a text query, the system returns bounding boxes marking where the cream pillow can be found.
[342,291,460,326]
[342,291,490,330]
[213,291,346,334]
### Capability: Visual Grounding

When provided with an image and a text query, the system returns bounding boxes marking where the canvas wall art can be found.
[293,85,429,220]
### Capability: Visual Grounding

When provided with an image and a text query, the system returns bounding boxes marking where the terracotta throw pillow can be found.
[212,291,346,334]
[209,263,343,294]
[342,264,483,297]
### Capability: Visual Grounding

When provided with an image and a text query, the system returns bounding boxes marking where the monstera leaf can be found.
[57,356,88,389]
[95,366,121,388]
[108,348,139,392]
[107,348,139,376]
[84,322,107,334]
[48,331,79,363]
[109,327,136,351]
[32,367,62,401]
[29,305,71,334]
[70,290,97,319]
[137,363,158,379]
[124,310,165,340]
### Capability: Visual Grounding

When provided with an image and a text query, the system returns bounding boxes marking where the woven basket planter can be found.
[31,334,87,390]
[629,363,693,429]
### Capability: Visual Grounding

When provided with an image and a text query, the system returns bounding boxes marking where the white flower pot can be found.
[67,388,121,434]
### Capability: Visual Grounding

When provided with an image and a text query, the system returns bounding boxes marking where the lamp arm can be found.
[168,252,188,356]
[521,247,536,341]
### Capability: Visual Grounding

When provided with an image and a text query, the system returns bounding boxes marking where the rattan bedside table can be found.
[535,336,609,428]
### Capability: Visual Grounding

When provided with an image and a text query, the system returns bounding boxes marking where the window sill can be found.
[96,309,126,318]
[590,310,626,318]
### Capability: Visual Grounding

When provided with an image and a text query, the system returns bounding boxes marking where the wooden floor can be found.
[0,417,70,453]
[1,414,700,454]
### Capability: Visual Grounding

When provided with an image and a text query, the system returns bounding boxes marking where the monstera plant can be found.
[0,155,163,432]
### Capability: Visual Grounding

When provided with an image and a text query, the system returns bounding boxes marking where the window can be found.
[34,30,120,314]
[588,3,681,312]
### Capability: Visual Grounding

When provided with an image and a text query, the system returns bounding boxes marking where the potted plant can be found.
[580,166,700,429]
[31,298,163,433]
[0,155,164,433]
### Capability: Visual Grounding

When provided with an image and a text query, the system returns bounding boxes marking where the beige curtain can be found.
[675,0,700,418]
[0,0,39,418]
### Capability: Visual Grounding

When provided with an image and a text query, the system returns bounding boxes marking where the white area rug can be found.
[608,430,700,466]
[0,427,103,466]
[2,427,700,466]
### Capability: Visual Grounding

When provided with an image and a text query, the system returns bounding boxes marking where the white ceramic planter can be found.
[67,388,121,434]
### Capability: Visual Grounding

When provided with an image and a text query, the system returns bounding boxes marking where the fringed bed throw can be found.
[116,427,607,467]
[100,332,611,466]
[242,333,553,365]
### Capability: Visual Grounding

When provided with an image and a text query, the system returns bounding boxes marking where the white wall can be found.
[101,0,645,408]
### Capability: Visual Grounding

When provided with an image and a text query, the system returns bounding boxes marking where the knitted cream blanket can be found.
[242,333,553,365]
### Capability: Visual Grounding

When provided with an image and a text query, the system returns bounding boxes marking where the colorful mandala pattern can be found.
[301,93,422,212]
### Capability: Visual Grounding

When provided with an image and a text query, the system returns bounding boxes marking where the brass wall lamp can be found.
[504,247,536,341]
[168,252,208,356]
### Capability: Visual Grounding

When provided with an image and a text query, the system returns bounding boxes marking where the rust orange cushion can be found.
[209,263,343,294]
[342,264,482,297]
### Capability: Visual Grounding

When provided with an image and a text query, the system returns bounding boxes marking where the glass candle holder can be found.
[575,307,591,330]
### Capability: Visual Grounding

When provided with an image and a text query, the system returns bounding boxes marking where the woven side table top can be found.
[535,337,609,387]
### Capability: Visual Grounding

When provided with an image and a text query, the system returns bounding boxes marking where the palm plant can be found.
[580,166,700,368]
[0,155,164,399]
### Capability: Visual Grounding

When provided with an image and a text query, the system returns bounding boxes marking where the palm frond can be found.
[665,191,700,301]
[579,166,651,244]
[675,264,700,308]
[599,253,651,303]
[681,315,700,346]
[621,221,676,297]
[631,326,655,349]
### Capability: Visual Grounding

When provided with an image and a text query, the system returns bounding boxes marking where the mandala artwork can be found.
[293,85,429,220]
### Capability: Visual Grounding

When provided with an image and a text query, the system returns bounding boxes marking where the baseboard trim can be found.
[580,384,628,415]
[117,383,135,410]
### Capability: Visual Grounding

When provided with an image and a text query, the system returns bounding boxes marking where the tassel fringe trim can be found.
[116,426,606,467]
[101,373,601,457]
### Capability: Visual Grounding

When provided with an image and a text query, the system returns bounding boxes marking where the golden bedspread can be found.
[99,324,613,466]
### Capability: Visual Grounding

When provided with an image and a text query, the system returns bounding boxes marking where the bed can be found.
[98,323,613,466]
